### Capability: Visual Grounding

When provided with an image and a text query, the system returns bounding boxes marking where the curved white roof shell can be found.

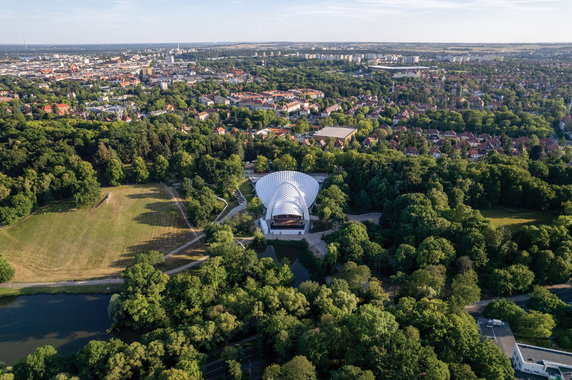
[255,171,320,210]
[266,182,309,220]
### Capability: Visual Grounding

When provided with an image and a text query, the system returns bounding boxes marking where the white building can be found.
[214,95,230,105]
[513,344,572,380]
[255,171,320,235]
[199,96,214,106]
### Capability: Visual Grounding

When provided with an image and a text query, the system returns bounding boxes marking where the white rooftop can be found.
[313,127,357,140]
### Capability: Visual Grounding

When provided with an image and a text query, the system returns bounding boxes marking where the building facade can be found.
[255,171,320,235]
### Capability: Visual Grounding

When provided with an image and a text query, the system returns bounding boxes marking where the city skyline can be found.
[1,0,571,44]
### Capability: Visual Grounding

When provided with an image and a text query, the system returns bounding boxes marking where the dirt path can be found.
[162,183,199,237]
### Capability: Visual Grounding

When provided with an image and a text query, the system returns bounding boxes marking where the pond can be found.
[0,294,112,365]
[258,245,312,287]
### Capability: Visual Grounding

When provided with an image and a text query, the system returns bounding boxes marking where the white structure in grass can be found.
[255,171,319,235]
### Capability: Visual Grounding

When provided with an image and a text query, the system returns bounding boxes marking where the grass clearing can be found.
[164,243,207,271]
[239,178,255,200]
[480,207,557,231]
[0,184,195,283]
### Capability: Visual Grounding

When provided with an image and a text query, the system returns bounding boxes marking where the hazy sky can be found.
[1,0,571,44]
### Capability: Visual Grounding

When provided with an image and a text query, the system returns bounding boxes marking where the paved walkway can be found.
[164,256,209,275]
[1,257,211,289]
[216,189,247,222]
[264,230,333,256]
[163,234,205,259]
[261,213,383,257]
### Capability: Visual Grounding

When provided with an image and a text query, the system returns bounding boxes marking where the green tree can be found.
[153,155,170,181]
[247,196,264,215]
[301,154,317,172]
[273,154,298,171]
[72,177,101,208]
[401,265,446,299]
[251,228,267,251]
[13,345,61,380]
[117,263,169,329]
[490,264,535,296]
[484,299,526,327]
[226,359,243,380]
[171,151,194,179]
[449,269,481,310]
[131,157,149,183]
[527,285,569,314]
[134,250,165,268]
[469,340,514,380]
[331,365,375,380]
[263,355,317,380]
[338,261,371,296]
[105,158,125,186]
[255,155,270,173]
[518,311,556,338]
[415,237,456,267]
[0,255,15,282]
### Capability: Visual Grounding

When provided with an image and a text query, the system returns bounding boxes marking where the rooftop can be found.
[517,344,572,368]
[313,127,357,140]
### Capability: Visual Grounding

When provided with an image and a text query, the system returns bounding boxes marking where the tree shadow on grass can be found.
[125,187,167,200]
[40,201,76,214]
[131,201,186,227]
[111,231,194,269]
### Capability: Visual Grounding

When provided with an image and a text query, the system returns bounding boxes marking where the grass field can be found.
[0,184,195,283]
[239,178,255,200]
[480,207,556,231]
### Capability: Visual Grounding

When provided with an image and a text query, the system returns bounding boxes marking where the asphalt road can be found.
[466,283,572,314]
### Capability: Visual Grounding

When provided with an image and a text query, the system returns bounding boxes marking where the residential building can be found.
[320,104,341,117]
[199,96,214,106]
[214,95,230,105]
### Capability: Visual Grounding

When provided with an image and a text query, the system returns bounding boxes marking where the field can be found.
[0,184,195,283]
[239,178,255,200]
[480,207,556,231]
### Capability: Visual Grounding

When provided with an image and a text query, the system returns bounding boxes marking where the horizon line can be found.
[1,41,572,46]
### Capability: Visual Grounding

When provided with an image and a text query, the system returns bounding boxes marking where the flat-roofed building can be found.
[312,127,357,145]
[513,344,572,380]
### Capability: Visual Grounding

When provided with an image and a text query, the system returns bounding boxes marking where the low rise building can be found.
[513,344,572,380]
[313,127,357,146]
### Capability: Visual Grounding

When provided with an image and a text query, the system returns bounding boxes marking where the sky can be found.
[1,0,571,44]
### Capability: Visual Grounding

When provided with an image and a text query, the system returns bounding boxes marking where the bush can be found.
[134,250,165,268]
[0,255,15,283]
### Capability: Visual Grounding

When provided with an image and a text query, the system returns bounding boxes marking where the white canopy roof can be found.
[255,171,320,209]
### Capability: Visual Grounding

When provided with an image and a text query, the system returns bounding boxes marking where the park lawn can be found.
[164,243,207,271]
[0,184,194,283]
[239,178,255,200]
[480,207,557,231]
